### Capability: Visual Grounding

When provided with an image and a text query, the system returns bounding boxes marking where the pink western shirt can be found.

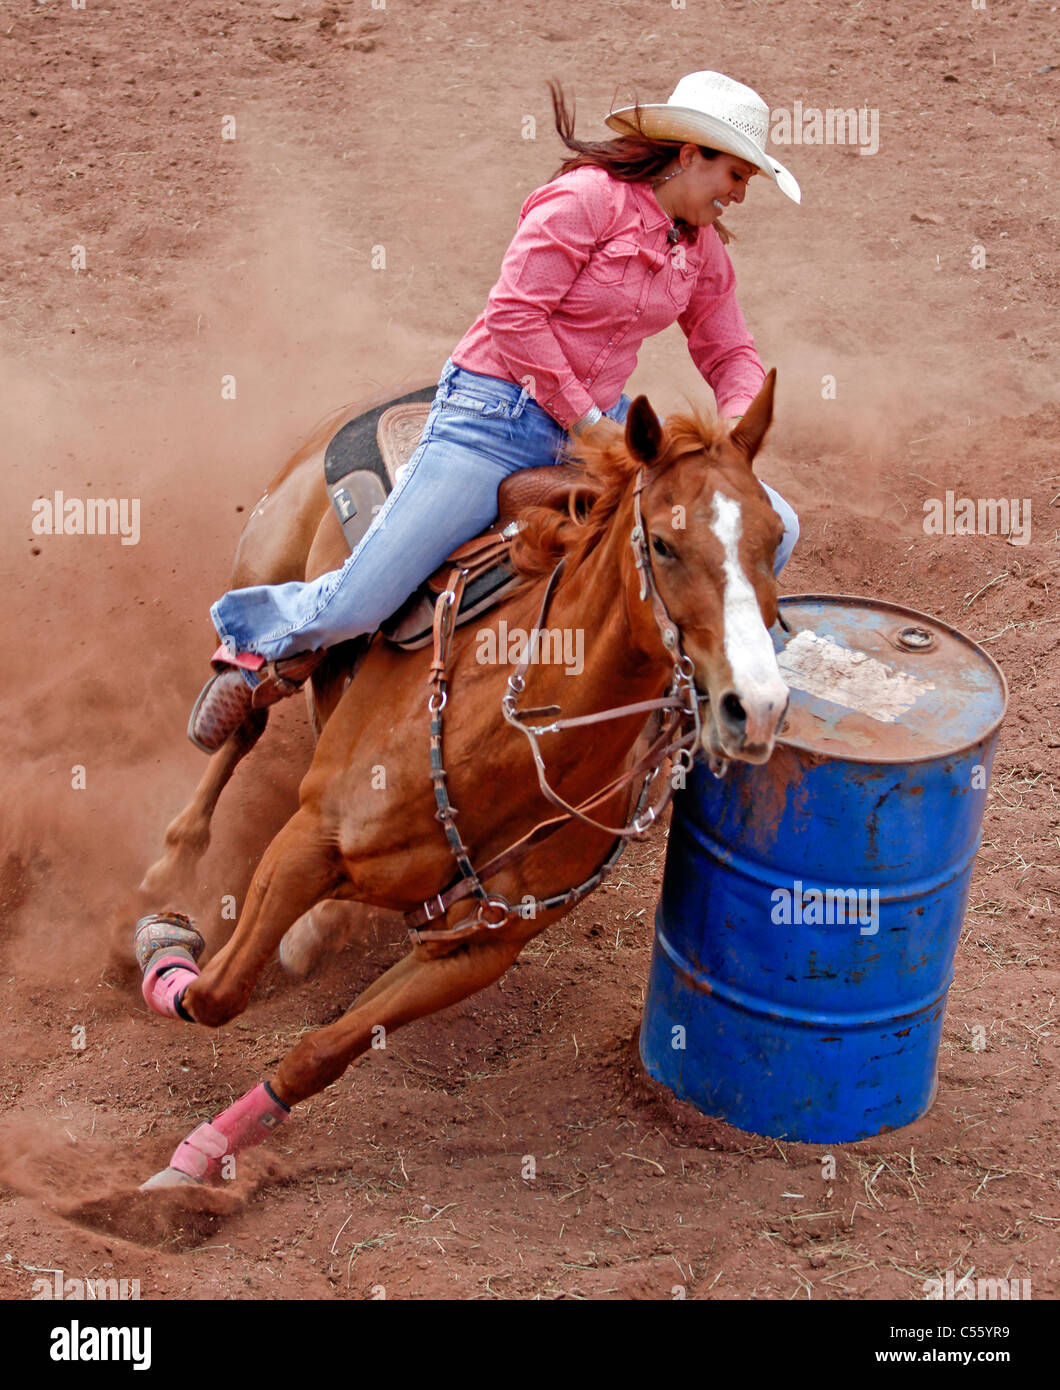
[451,163,766,431]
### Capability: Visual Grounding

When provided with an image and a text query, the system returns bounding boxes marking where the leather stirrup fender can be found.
[249,650,328,710]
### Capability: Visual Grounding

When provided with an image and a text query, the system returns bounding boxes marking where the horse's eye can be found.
[651,534,674,560]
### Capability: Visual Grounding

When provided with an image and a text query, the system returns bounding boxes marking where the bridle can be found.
[406,467,704,946]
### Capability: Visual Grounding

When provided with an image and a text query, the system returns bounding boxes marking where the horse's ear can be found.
[728,369,776,465]
[625,395,664,466]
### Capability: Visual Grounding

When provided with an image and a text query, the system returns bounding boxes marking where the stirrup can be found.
[249,649,328,709]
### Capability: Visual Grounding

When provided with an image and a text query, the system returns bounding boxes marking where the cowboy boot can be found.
[187,647,325,753]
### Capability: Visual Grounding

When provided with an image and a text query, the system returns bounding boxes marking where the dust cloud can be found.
[0,145,446,986]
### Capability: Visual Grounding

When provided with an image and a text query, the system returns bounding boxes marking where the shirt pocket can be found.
[583,238,639,286]
[665,252,699,310]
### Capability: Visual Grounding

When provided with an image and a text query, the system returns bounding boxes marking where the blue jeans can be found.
[211,359,799,674]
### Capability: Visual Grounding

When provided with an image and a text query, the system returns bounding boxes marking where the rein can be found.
[406,468,701,947]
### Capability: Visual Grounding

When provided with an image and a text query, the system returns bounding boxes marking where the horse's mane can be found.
[509,407,729,580]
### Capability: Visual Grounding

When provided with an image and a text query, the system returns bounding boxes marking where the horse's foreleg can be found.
[268,951,474,1103]
[140,907,563,1188]
[138,809,346,1190]
[141,928,525,1188]
[270,912,558,1105]
[180,807,344,1027]
[139,709,269,901]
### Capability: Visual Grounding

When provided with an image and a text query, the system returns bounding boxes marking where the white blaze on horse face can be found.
[711,493,789,753]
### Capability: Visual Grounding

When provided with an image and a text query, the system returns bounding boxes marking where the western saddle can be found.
[325,396,601,649]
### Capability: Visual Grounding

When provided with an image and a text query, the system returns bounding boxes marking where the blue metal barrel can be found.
[639,595,1007,1142]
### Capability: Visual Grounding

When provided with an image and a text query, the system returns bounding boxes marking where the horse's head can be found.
[626,371,790,765]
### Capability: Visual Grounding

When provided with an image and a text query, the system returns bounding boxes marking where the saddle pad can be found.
[325,387,434,553]
[324,384,435,493]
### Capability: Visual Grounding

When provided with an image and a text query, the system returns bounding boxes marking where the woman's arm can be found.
[678,231,766,421]
[480,172,616,430]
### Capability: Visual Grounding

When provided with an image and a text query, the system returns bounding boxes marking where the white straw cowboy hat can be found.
[606,71,801,204]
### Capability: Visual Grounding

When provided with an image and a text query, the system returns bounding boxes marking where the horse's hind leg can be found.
[139,709,269,902]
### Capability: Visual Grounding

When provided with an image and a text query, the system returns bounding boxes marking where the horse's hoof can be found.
[280,902,360,978]
[139,1166,204,1191]
[134,912,205,973]
[278,907,324,979]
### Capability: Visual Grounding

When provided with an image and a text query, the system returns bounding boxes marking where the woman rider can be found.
[189,70,801,752]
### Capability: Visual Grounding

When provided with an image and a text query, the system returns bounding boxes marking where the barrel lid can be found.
[772,595,1008,763]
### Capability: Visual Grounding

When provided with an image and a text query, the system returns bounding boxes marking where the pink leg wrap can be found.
[141,953,200,1020]
[167,1082,290,1181]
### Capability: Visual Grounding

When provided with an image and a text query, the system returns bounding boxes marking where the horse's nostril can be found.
[721,692,746,728]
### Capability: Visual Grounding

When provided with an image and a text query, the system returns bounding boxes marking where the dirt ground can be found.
[1,0,1057,1304]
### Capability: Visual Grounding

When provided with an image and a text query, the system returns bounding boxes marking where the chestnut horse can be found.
[135,372,789,1188]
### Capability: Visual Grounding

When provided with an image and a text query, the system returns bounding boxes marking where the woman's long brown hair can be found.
[546,81,733,243]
